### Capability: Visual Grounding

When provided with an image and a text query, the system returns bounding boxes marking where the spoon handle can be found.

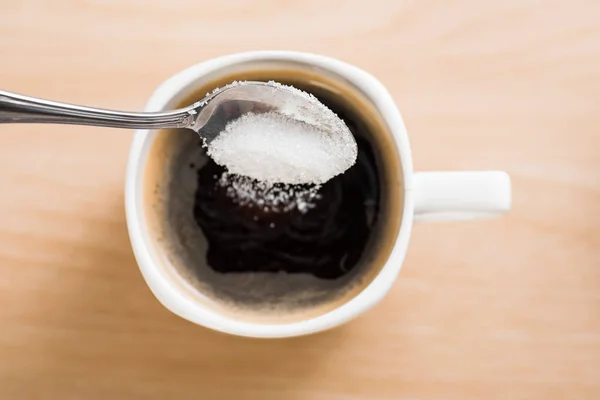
[0,90,195,130]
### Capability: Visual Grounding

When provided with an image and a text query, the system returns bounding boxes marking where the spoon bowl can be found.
[0,81,357,183]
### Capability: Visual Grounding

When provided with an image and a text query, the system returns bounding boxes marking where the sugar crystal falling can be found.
[206,81,356,213]
[217,172,322,214]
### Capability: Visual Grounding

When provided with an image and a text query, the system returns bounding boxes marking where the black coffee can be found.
[191,94,381,280]
[144,68,402,320]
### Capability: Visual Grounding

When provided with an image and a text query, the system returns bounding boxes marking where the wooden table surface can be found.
[1,1,599,399]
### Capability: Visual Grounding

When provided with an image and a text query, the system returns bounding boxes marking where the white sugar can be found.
[218,172,322,214]
[206,81,355,213]
[207,82,357,185]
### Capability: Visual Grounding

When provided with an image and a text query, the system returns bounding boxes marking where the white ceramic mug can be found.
[125,51,511,338]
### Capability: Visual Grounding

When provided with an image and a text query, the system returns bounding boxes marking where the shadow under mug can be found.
[125,51,511,338]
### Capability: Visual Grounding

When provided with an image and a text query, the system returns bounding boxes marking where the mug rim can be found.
[125,50,415,338]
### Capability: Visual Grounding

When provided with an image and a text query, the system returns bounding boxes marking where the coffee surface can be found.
[193,135,379,279]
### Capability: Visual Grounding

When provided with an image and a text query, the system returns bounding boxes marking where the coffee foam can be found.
[142,67,404,324]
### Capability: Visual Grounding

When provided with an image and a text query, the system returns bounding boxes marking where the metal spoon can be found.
[0,81,336,145]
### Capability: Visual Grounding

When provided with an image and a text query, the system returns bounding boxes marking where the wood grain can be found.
[1,1,599,399]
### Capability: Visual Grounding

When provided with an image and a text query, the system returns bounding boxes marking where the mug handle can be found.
[413,171,511,221]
